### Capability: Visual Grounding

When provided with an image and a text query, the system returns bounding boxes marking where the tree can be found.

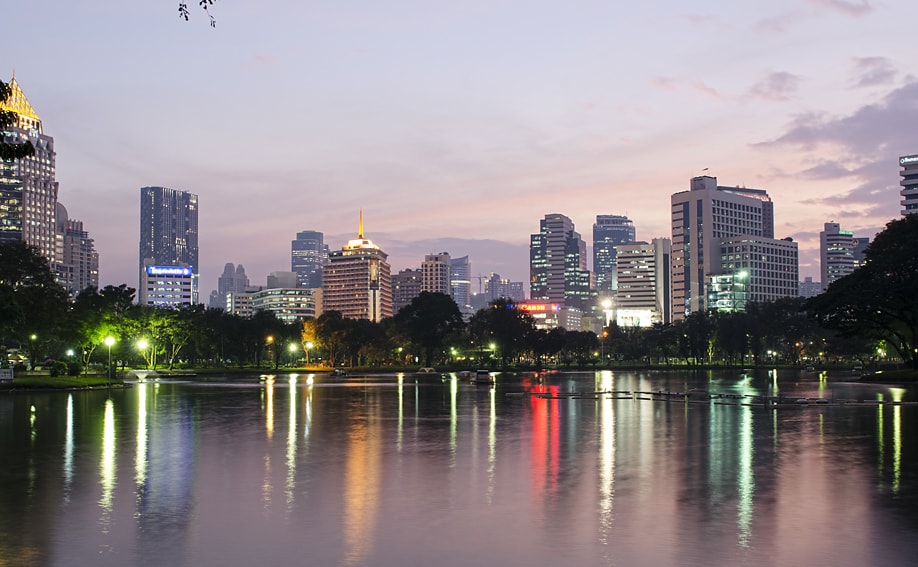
[0,80,35,160]
[468,299,536,367]
[178,0,217,28]
[392,292,465,367]
[807,216,918,368]
[0,243,69,365]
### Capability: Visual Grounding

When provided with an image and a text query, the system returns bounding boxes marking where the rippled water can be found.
[1,369,916,566]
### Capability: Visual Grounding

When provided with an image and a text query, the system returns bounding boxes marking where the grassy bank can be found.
[0,375,123,390]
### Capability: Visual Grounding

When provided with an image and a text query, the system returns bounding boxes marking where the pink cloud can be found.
[748,72,800,102]
[808,0,873,18]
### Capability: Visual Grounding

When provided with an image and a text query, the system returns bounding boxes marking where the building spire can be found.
[358,209,364,239]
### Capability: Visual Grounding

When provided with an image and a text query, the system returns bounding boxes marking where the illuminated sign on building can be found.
[146,266,193,277]
[517,303,560,313]
[900,155,918,165]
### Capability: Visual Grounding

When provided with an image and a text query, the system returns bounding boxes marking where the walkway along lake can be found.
[1,369,917,566]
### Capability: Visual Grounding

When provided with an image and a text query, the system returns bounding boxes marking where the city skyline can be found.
[4,1,915,293]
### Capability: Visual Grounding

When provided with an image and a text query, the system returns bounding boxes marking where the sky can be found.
[4,0,916,296]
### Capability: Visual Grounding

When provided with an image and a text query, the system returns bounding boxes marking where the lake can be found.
[1,369,916,566]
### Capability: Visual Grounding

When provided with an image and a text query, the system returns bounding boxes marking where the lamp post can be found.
[137,339,149,369]
[266,335,274,369]
[104,336,115,384]
[288,343,298,367]
[305,341,314,366]
[28,334,37,371]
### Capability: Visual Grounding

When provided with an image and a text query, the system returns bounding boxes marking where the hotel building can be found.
[322,213,392,322]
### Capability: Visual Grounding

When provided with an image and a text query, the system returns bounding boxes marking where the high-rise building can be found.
[210,263,249,309]
[819,223,871,291]
[671,175,778,318]
[392,268,422,314]
[252,288,320,322]
[55,203,98,297]
[450,255,472,311]
[291,230,328,288]
[422,252,451,295]
[139,260,194,308]
[615,238,672,326]
[714,235,798,309]
[139,186,199,303]
[899,154,918,216]
[0,75,59,265]
[820,222,855,290]
[322,213,392,322]
[530,213,592,311]
[593,215,635,295]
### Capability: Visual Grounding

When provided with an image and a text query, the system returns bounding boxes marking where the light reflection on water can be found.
[0,369,917,566]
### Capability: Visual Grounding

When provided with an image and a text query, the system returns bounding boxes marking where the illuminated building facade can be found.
[139,263,194,308]
[671,176,775,319]
[716,235,798,307]
[615,238,671,326]
[322,213,392,322]
[530,213,592,311]
[139,186,199,303]
[291,230,328,288]
[450,255,472,313]
[819,222,870,291]
[900,154,918,216]
[0,75,60,264]
[516,300,582,330]
[252,288,320,322]
[593,214,635,294]
[422,252,452,294]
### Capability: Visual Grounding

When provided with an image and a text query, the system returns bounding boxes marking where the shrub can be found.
[67,361,83,377]
[49,361,68,377]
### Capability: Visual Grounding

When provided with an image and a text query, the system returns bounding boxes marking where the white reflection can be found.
[136,383,148,487]
[598,370,615,543]
[286,375,297,507]
[64,394,73,492]
[265,375,275,439]
[877,403,884,477]
[100,398,116,522]
[487,385,497,504]
[891,388,904,494]
[397,374,404,450]
[450,374,458,458]
[737,404,754,547]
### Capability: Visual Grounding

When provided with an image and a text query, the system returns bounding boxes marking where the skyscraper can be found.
[0,75,59,264]
[322,212,392,322]
[900,154,918,216]
[593,215,635,294]
[450,255,472,312]
[422,252,452,295]
[392,268,422,314]
[56,203,99,297]
[530,213,592,311]
[139,186,199,302]
[820,222,855,291]
[671,175,779,318]
[291,230,328,288]
[615,238,672,326]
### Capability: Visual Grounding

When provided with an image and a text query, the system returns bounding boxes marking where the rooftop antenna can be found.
[358,209,364,239]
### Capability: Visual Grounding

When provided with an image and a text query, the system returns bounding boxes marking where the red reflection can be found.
[528,383,560,500]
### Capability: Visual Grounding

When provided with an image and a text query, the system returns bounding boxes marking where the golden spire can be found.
[358,209,364,239]
[1,74,41,128]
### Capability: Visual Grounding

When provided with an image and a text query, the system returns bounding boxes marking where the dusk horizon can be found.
[5,0,915,295]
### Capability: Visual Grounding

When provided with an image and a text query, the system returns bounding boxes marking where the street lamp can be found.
[305,341,314,365]
[288,343,298,367]
[137,339,149,369]
[104,336,115,383]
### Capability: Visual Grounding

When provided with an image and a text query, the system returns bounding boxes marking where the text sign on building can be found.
[517,303,560,312]
[146,266,193,277]
[900,155,918,165]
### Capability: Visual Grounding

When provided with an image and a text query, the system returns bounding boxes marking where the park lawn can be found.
[0,375,122,390]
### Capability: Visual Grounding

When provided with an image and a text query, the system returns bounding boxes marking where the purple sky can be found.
[5,0,915,294]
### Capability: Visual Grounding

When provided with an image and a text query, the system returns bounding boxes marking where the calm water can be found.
[1,369,917,566]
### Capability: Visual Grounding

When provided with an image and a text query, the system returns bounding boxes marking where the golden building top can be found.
[1,74,42,129]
